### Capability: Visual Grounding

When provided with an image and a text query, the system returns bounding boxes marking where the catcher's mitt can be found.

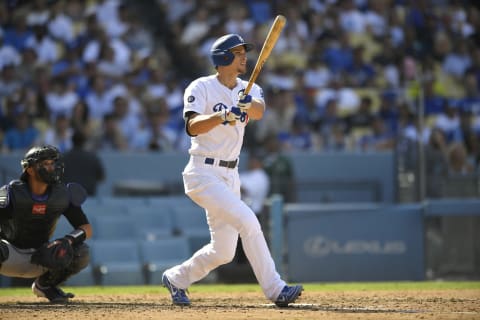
[31,238,73,270]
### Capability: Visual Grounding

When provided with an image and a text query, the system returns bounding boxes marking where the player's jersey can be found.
[184,75,264,160]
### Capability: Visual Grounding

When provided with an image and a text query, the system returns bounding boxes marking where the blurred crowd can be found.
[1,0,480,178]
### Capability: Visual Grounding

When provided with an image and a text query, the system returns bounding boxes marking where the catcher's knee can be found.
[0,241,8,263]
[72,243,90,271]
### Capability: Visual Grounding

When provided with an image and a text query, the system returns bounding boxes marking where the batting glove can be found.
[237,93,252,110]
[230,106,243,119]
[217,109,236,125]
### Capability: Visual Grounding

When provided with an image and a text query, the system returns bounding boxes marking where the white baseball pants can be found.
[164,156,286,301]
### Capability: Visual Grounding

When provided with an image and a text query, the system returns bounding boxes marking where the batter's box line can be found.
[260,303,430,313]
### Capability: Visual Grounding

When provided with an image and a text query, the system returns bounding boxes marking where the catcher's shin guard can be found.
[0,241,8,264]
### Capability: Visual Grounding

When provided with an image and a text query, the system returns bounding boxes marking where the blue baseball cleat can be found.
[274,285,303,307]
[162,273,191,306]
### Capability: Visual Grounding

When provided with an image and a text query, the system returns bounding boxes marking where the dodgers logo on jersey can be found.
[213,103,230,125]
[230,106,248,123]
[213,103,228,112]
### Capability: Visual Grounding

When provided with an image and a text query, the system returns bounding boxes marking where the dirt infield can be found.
[0,289,479,320]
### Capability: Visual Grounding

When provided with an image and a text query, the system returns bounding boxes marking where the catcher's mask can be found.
[20,145,64,185]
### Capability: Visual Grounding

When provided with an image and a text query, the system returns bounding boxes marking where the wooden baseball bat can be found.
[244,15,286,95]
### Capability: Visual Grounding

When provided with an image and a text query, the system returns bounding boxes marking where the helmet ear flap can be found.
[21,158,35,170]
[211,49,234,66]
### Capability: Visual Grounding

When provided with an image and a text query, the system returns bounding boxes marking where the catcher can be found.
[0,145,92,303]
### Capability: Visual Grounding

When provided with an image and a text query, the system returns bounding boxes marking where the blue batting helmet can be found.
[210,34,254,66]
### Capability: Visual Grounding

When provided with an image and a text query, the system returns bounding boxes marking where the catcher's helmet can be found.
[210,34,254,66]
[21,145,64,184]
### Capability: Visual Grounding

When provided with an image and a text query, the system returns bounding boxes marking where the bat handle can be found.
[243,83,252,96]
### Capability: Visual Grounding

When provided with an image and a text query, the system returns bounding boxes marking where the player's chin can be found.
[237,66,247,74]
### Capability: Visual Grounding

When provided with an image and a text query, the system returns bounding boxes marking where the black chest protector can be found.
[4,181,70,249]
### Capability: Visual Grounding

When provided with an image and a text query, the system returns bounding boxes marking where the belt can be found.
[204,157,237,169]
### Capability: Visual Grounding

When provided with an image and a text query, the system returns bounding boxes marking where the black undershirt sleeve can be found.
[62,205,89,229]
[184,111,198,137]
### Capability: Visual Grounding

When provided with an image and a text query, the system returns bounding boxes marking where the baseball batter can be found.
[162,34,303,307]
[0,145,92,303]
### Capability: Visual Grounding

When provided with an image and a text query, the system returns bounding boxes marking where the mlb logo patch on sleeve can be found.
[32,203,47,215]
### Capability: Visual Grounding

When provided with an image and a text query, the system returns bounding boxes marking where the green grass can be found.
[0,281,479,297]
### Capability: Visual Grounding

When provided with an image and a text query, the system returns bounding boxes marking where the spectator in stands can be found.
[2,110,39,153]
[345,96,375,133]
[302,56,331,90]
[39,113,73,153]
[45,76,79,120]
[316,98,350,151]
[459,72,480,125]
[63,130,105,196]
[179,6,210,46]
[434,101,461,143]
[402,114,432,146]
[97,42,129,79]
[70,100,94,138]
[50,45,87,98]
[95,0,129,39]
[279,115,318,152]
[442,39,472,80]
[131,100,176,152]
[240,151,270,216]
[16,47,39,86]
[163,75,185,130]
[314,76,360,115]
[448,142,475,175]
[25,23,59,65]
[345,46,376,87]
[423,78,446,116]
[2,14,32,52]
[110,95,140,147]
[84,75,114,121]
[26,0,50,27]
[357,116,395,152]
[338,0,367,35]
[124,13,154,53]
[0,65,21,100]
[224,2,255,38]
[376,92,399,134]
[254,87,297,146]
[454,109,479,162]
[144,67,167,100]
[47,0,75,45]
[0,98,15,133]
[322,32,353,74]
[424,128,449,198]
[263,134,296,203]
[90,113,128,151]
[0,31,21,70]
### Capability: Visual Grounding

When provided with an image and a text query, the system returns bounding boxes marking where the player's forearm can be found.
[77,223,93,240]
[187,113,225,135]
[245,98,265,120]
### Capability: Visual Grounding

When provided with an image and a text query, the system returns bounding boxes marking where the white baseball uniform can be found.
[163,75,286,301]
